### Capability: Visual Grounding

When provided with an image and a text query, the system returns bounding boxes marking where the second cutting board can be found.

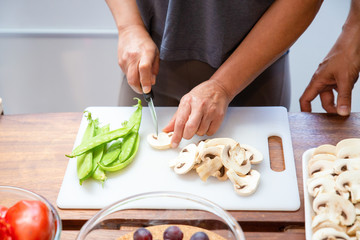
[57,106,300,211]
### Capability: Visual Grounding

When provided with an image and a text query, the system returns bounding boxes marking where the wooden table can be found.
[0,112,359,239]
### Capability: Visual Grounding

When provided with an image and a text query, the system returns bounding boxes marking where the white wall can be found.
[0,0,358,114]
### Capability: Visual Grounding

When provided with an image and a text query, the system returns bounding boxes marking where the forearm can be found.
[105,0,145,33]
[210,0,322,101]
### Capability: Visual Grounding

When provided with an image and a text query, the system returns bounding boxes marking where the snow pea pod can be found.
[67,125,133,158]
[91,124,109,183]
[77,112,96,184]
[99,133,140,172]
[100,140,122,166]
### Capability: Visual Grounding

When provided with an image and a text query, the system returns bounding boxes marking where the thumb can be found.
[336,75,353,116]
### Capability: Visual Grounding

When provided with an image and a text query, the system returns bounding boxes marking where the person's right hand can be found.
[117,25,160,94]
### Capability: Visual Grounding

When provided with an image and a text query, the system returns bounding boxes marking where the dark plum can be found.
[190,231,210,240]
[133,228,153,240]
[163,225,184,240]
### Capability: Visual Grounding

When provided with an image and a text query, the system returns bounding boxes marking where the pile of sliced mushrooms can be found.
[169,137,263,196]
[306,138,360,240]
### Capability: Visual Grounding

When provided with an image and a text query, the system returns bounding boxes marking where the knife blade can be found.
[143,90,158,136]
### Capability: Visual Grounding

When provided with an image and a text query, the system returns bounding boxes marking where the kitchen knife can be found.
[143,90,158,136]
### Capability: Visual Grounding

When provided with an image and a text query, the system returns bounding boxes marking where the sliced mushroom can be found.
[336,138,360,154]
[308,160,335,178]
[313,144,337,156]
[147,132,173,150]
[211,166,228,181]
[337,145,360,159]
[308,153,337,168]
[355,203,360,216]
[204,138,237,148]
[221,143,251,176]
[312,227,351,240]
[313,192,356,226]
[312,219,347,233]
[336,170,360,204]
[196,155,223,182]
[307,175,336,198]
[226,169,260,196]
[240,144,263,164]
[170,143,198,174]
[347,217,360,236]
[333,158,360,174]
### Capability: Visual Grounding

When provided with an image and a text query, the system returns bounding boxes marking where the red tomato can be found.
[5,200,54,240]
[0,206,8,219]
[0,218,12,240]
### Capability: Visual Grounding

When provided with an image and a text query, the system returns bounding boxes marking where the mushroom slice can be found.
[336,170,360,204]
[312,227,351,240]
[307,175,336,198]
[313,192,356,226]
[211,166,228,181]
[308,154,337,168]
[196,155,223,182]
[333,158,360,174]
[337,145,360,159]
[226,169,260,196]
[336,138,360,153]
[312,219,347,233]
[199,145,223,161]
[313,144,337,156]
[355,203,360,215]
[147,132,173,150]
[170,143,198,174]
[347,217,360,236]
[240,144,263,164]
[308,160,334,178]
[204,138,237,148]
[222,143,251,176]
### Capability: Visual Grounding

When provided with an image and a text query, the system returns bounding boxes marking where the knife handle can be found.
[143,90,154,103]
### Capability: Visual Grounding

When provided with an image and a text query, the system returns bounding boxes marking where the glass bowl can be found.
[77,191,245,240]
[0,185,61,240]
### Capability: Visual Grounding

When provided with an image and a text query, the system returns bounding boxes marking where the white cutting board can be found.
[57,106,300,211]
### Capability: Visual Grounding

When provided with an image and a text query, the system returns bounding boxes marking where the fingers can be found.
[139,53,155,94]
[299,77,320,112]
[319,91,336,114]
[127,63,142,94]
[336,73,353,116]
[171,101,191,148]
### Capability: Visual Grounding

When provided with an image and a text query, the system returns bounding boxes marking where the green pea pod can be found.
[91,124,109,183]
[100,140,122,166]
[66,125,133,158]
[77,112,96,184]
[99,133,140,172]
[125,98,142,132]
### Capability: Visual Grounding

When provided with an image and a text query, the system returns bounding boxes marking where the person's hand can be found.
[117,25,160,94]
[300,33,360,116]
[163,80,231,148]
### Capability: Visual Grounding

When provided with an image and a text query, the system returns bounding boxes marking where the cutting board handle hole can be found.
[268,136,285,172]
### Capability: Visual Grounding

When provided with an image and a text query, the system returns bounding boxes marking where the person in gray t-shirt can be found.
[105,0,322,148]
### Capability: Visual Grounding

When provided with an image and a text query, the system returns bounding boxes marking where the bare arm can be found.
[165,0,322,148]
[300,0,360,116]
[105,0,159,94]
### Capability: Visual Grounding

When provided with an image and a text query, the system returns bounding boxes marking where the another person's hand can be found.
[118,25,160,94]
[163,80,231,148]
[300,27,360,116]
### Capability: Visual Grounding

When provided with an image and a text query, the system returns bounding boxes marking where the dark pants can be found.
[119,53,290,109]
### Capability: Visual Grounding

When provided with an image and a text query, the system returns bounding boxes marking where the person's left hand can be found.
[163,80,231,148]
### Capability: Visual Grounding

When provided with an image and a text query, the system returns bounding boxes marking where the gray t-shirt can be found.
[136,0,274,68]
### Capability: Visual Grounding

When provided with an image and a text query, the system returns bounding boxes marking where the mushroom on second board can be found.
[147,132,173,150]
[308,153,337,168]
[226,169,260,196]
[312,227,351,240]
[308,160,334,178]
[313,144,337,156]
[333,158,360,174]
[307,175,336,198]
[335,170,360,204]
[312,192,356,226]
[347,217,360,237]
[336,138,360,154]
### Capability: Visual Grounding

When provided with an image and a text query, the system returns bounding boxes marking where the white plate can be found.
[302,148,316,240]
